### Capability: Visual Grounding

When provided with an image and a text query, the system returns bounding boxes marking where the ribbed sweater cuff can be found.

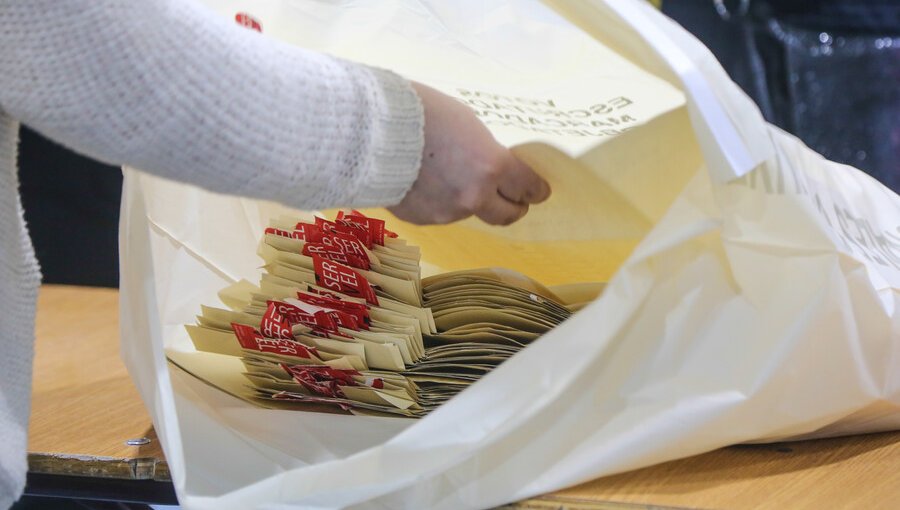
[349,67,424,207]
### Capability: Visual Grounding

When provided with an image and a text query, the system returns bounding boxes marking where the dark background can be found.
[17,0,900,289]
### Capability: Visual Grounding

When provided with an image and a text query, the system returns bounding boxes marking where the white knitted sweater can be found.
[0,0,424,506]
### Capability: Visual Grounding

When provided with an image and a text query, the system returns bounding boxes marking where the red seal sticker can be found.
[281,364,360,398]
[231,323,317,359]
[312,255,379,305]
[235,12,262,32]
[267,300,339,333]
[296,292,371,329]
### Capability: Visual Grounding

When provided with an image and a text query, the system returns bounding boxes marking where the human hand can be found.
[388,82,551,226]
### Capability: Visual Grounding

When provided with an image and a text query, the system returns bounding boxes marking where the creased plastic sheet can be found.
[119,1,900,509]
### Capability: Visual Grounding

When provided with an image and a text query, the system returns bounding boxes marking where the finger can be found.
[475,192,529,226]
[496,152,551,204]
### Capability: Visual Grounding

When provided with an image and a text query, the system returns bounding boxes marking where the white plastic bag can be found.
[119,1,900,508]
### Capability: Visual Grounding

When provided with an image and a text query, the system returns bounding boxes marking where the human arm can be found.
[0,0,422,209]
[0,0,549,223]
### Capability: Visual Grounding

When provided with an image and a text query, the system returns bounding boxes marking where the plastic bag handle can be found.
[544,0,767,182]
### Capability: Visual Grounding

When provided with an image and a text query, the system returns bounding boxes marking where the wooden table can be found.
[27,285,174,505]
[28,285,900,509]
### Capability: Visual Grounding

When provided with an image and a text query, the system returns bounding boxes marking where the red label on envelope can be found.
[338,210,398,243]
[294,222,323,243]
[322,232,369,260]
[316,217,373,248]
[364,376,385,389]
[281,364,360,398]
[312,255,378,305]
[327,309,360,331]
[260,303,293,339]
[267,300,339,333]
[302,242,369,270]
[231,323,317,359]
[234,12,262,32]
[296,292,371,329]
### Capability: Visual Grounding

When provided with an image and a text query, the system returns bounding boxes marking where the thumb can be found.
[496,151,551,204]
[475,191,529,226]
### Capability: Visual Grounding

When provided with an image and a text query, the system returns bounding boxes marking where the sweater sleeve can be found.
[0,0,424,209]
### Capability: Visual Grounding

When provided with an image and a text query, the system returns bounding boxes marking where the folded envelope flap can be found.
[343,130,681,286]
